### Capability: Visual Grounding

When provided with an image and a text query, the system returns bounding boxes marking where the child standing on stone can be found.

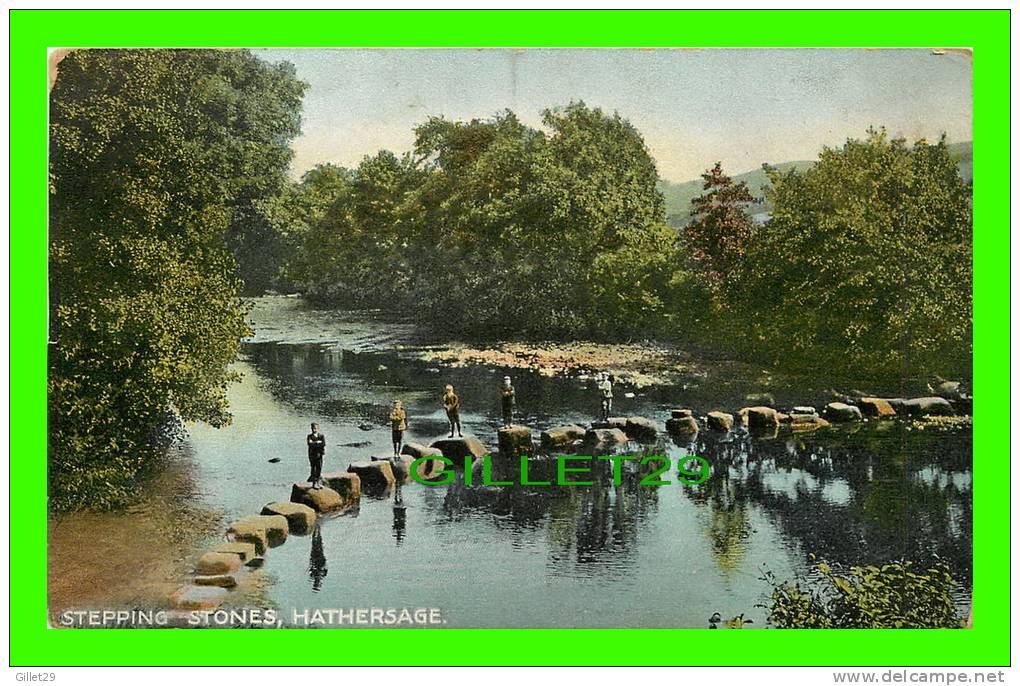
[306,422,326,488]
[389,400,407,457]
[443,384,462,438]
[500,376,515,428]
[597,372,614,423]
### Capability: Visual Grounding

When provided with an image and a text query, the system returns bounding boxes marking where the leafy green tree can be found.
[49,49,306,510]
[738,129,972,379]
[287,153,423,305]
[764,559,961,629]
[280,163,355,296]
[393,103,679,338]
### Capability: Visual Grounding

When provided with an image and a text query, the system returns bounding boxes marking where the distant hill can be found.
[660,141,972,228]
[659,161,813,228]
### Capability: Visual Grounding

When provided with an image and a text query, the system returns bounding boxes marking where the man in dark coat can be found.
[307,422,326,488]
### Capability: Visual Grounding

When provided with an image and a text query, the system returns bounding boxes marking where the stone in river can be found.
[214,541,257,563]
[583,427,629,449]
[624,416,659,442]
[194,574,239,589]
[290,482,344,513]
[604,417,629,431]
[195,551,242,576]
[857,397,896,418]
[706,411,734,432]
[901,396,955,417]
[261,501,317,535]
[231,514,288,548]
[785,414,830,432]
[823,402,863,422]
[792,406,817,416]
[252,514,290,546]
[321,472,361,502]
[169,585,227,611]
[934,381,964,401]
[225,519,268,555]
[670,408,694,419]
[430,436,489,462]
[401,442,444,460]
[739,406,780,430]
[666,416,699,434]
[539,425,586,450]
[405,455,450,481]
[373,455,413,483]
[347,460,396,490]
[498,426,533,458]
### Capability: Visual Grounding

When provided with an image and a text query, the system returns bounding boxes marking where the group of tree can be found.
[277,117,972,382]
[280,104,682,339]
[48,49,306,510]
[695,129,973,380]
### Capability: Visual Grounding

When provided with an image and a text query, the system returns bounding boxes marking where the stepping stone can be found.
[706,411,734,432]
[786,415,830,432]
[347,460,396,489]
[227,515,288,551]
[194,574,239,589]
[416,457,452,481]
[214,542,257,563]
[430,436,489,461]
[372,455,413,483]
[195,551,242,576]
[539,424,586,450]
[902,397,954,417]
[823,402,863,422]
[624,417,658,442]
[583,427,629,448]
[261,501,316,535]
[858,398,896,418]
[169,585,227,611]
[401,442,443,460]
[739,406,780,430]
[321,472,362,501]
[666,416,699,434]
[290,483,344,513]
[497,426,533,459]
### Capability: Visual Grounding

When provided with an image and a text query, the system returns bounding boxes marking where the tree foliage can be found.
[736,130,972,379]
[684,162,756,302]
[48,49,306,510]
[290,102,682,338]
[763,559,961,629]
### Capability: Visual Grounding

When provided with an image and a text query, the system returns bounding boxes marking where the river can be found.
[180,296,972,628]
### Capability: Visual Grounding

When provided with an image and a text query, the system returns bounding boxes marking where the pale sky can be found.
[253,48,972,183]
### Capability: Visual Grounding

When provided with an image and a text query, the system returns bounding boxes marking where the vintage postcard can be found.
[46,46,973,632]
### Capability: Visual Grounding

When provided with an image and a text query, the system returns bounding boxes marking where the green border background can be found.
[10,9,1009,667]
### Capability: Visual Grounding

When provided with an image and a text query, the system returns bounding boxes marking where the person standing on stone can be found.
[597,372,614,422]
[389,399,407,457]
[500,376,515,428]
[306,422,326,489]
[443,384,462,438]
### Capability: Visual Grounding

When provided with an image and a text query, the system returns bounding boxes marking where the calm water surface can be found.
[183,297,972,628]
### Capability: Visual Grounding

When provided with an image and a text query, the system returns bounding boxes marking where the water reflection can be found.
[307,524,327,592]
[188,318,973,626]
[392,483,407,545]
